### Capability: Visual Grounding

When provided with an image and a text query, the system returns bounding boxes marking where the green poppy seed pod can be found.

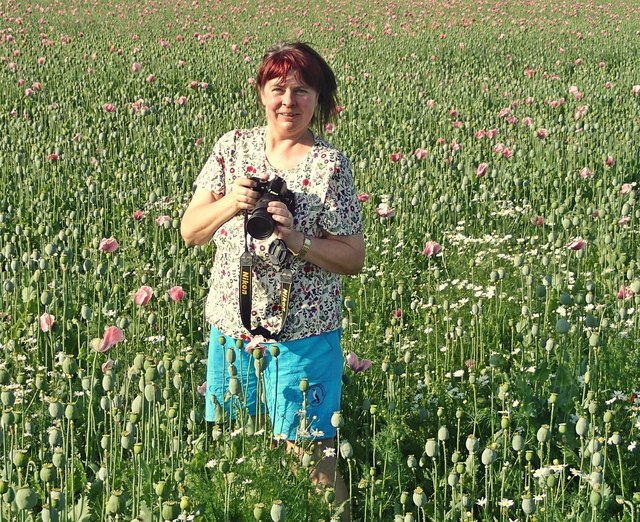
[555,319,570,334]
[588,400,597,415]
[133,442,143,455]
[162,500,180,521]
[488,353,501,368]
[413,487,427,507]
[465,435,479,453]
[603,410,613,423]
[0,479,8,495]
[468,373,476,384]
[301,451,314,469]
[425,439,439,458]
[121,431,134,450]
[522,495,536,515]
[270,499,285,522]
[299,378,309,392]
[145,366,158,383]
[536,425,550,443]
[52,448,66,468]
[592,451,603,467]
[576,417,589,437]
[254,358,266,374]
[451,450,460,463]
[456,462,466,474]
[100,434,110,450]
[525,450,534,462]
[340,440,353,460]
[102,373,114,392]
[500,416,509,430]
[590,490,601,507]
[331,411,344,429]
[369,404,377,415]
[448,472,459,487]
[40,463,55,483]
[62,355,77,376]
[15,486,38,511]
[155,481,169,499]
[381,358,390,373]
[48,428,62,447]
[106,490,125,515]
[269,344,280,358]
[174,468,185,483]
[1,408,15,428]
[406,454,417,469]
[512,433,523,452]
[180,495,190,512]
[546,474,556,488]
[404,351,413,364]
[344,297,355,310]
[438,425,449,441]
[549,392,558,404]
[13,449,29,468]
[228,377,241,396]
[589,333,600,347]
[583,370,591,384]
[219,459,230,474]
[1,389,15,407]
[144,383,157,403]
[587,438,602,454]
[404,513,415,522]
[324,488,336,504]
[481,446,496,466]
[253,502,265,520]
[456,408,463,419]
[0,370,9,386]
[558,423,567,434]
[172,356,186,374]
[610,432,622,446]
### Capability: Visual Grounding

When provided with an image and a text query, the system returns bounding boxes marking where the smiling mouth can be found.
[278,112,298,117]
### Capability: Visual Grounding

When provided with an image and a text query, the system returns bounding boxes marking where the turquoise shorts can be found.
[205,326,344,440]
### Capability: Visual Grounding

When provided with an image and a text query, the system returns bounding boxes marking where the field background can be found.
[1,0,640,520]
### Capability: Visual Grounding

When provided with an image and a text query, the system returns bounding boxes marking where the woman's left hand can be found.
[267,201,295,239]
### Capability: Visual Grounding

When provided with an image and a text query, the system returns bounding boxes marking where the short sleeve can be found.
[194,132,235,195]
[319,154,364,236]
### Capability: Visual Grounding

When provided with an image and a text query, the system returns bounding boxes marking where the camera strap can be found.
[239,214,293,341]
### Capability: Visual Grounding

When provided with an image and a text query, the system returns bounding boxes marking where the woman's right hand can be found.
[230,176,265,212]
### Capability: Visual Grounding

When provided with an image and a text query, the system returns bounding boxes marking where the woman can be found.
[181,42,364,517]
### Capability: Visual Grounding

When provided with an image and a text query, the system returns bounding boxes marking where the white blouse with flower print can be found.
[195,127,363,342]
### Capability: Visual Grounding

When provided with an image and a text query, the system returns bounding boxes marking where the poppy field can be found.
[1,0,640,520]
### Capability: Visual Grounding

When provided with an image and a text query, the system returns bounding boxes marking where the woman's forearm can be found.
[286,229,365,275]
[180,193,238,246]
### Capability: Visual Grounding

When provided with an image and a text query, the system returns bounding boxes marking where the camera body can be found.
[246,176,295,240]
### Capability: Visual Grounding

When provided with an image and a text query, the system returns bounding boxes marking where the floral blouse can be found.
[195,127,363,341]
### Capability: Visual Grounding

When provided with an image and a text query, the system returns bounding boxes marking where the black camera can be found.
[246,176,295,240]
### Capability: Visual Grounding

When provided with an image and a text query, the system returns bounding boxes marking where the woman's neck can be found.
[264,127,314,171]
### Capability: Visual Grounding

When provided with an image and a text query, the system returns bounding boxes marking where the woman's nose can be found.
[281,89,294,106]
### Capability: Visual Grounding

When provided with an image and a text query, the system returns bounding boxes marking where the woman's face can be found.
[260,72,318,138]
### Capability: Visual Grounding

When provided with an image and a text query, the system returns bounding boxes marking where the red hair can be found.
[256,42,338,130]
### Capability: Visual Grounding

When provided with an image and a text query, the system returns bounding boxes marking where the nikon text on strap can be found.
[239,213,293,340]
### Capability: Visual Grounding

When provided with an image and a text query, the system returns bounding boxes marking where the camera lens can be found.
[246,206,274,239]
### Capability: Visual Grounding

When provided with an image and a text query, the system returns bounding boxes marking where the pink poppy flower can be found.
[146,74,155,83]
[391,308,402,319]
[37,57,45,65]
[197,382,207,396]
[98,237,119,253]
[376,203,395,218]
[493,143,505,154]
[618,216,631,226]
[103,103,116,112]
[357,192,370,203]
[530,215,544,226]
[476,163,489,178]
[618,286,635,300]
[133,209,145,220]
[414,148,427,160]
[48,153,59,161]
[604,155,614,167]
[502,147,513,158]
[475,129,485,139]
[167,286,185,302]
[620,183,633,194]
[566,237,586,251]
[189,80,198,89]
[200,82,208,90]
[632,85,640,95]
[324,122,335,133]
[245,335,269,355]
[24,88,34,97]
[486,128,498,139]
[39,312,55,333]
[536,128,548,139]
[156,215,171,226]
[604,81,613,89]
[32,82,41,91]
[389,153,403,162]
[498,107,511,118]
[425,99,436,108]
[97,326,125,352]
[133,285,153,306]
[101,359,115,373]
[131,62,141,73]
[231,43,238,51]
[335,105,345,114]
[522,116,533,126]
[195,138,203,146]
[574,105,588,120]
[423,240,441,257]
[176,95,188,106]
[579,167,593,179]
[346,352,372,373]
